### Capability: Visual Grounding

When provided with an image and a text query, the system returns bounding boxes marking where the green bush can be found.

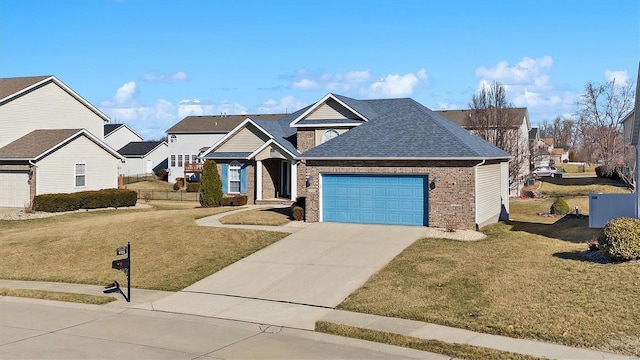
[220,195,248,206]
[173,182,181,191]
[32,189,137,212]
[199,160,223,207]
[597,217,640,261]
[292,206,304,221]
[156,169,168,181]
[550,197,570,215]
[185,182,200,193]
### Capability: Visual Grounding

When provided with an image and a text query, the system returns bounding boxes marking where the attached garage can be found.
[321,174,428,226]
[0,172,30,207]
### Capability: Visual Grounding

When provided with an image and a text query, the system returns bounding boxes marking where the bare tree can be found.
[468,81,529,191]
[577,78,635,179]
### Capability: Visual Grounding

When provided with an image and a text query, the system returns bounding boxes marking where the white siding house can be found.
[104,123,143,151]
[165,114,286,183]
[118,141,168,176]
[0,76,125,207]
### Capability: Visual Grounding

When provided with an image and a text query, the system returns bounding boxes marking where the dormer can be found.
[289,93,372,152]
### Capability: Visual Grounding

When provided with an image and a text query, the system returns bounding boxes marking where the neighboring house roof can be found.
[0,129,124,161]
[104,123,144,140]
[117,141,166,158]
[166,114,286,134]
[551,148,565,155]
[435,108,530,129]
[542,138,554,147]
[0,75,110,121]
[301,97,512,160]
[529,127,539,140]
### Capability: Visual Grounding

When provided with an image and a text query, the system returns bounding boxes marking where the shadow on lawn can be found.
[542,176,630,188]
[505,215,599,244]
[552,249,610,264]
[261,207,294,220]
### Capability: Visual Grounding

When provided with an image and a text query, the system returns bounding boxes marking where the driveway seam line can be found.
[180,290,335,310]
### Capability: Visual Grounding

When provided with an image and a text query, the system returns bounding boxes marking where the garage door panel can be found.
[0,172,30,208]
[322,174,428,226]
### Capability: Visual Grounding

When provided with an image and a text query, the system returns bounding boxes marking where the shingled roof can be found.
[0,129,123,161]
[117,141,166,157]
[166,114,287,134]
[435,108,528,129]
[0,75,51,101]
[300,97,511,160]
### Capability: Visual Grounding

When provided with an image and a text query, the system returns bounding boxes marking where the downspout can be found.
[28,159,37,204]
[474,159,486,230]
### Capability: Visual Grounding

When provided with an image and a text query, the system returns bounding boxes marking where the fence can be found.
[135,189,200,202]
[123,174,156,185]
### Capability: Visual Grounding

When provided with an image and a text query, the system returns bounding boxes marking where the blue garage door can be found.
[322,174,428,226]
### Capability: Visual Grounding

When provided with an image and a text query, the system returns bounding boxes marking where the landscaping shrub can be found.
[199,160,223,207]
[294,196,306,209]
[156,169,168,181]
[597,217,640,261]
[595,165,623,181]
[292,206,304,221]
[173,182,181,191]
[185,182,200,193]
[550,197,570,215]
[32,189,137,212]
[220,195,248,206]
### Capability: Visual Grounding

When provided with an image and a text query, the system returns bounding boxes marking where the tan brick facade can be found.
[296,129,315,152]
[302,160,480,230]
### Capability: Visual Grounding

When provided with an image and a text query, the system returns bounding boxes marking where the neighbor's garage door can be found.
[322,174,428,226]
[0,172,30,207]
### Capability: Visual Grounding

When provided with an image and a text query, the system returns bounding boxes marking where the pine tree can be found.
[199,160,223,207]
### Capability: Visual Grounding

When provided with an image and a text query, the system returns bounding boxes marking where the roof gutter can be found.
[297,156,512,161]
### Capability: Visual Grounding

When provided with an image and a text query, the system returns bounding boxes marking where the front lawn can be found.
[328,197,640,356]
[0,204,288,291]
[219,207,293,226]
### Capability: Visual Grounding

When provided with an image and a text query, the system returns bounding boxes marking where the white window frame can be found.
[178,155,183,167]
[75,163,86,188]
[228,160,241,194]
[170,134,177,143]
[170,155,176,167]
[322,129,339,143]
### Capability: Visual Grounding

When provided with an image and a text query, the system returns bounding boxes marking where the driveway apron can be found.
[149,222,426,330]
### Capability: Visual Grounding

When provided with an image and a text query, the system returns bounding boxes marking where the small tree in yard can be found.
[199,160,223,207]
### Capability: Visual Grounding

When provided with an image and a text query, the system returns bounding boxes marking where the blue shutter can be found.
[240,163,247,194]
[221,163,228,194]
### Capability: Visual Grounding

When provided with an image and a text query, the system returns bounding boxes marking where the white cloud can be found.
[475,56,553,87]
[292,78,320,90]
[363,69,427,98]
[258,95,306,114]
[141,71,188,82]
[436,102,459,110]
[100,81,137,107]
[604,69,629,86]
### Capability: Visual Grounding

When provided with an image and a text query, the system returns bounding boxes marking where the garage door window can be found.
[75,163,86,187]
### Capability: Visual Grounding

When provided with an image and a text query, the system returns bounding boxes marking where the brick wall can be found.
[297,129,315,152]
[261,160,280,199]
[304,160,480,230]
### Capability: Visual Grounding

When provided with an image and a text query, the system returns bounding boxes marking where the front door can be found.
[280,161,290,197]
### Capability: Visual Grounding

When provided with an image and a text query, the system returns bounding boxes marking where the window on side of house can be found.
[170,135,177,143]
[178,155,183,167]
[228,160,241,193]
[75,163,86,187]
[170,155,176,167]
[322,129,339,143]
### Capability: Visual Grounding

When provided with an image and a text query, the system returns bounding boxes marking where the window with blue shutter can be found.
[221,163,228,194]
[240,163,247,194]
[228,161,241,193]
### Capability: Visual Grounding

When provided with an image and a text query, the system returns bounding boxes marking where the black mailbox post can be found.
[104,242,130,302]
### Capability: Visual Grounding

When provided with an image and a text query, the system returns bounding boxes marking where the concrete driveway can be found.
[149,222,427,329]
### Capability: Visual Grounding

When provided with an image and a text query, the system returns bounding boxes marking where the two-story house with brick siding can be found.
[201,93,511,230]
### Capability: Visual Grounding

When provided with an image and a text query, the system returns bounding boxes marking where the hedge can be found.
[220,195,248,206]
[32,189,137,212]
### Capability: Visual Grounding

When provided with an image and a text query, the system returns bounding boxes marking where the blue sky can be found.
[1,0,638,140]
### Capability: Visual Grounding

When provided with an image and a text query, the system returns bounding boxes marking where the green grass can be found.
[219,207,292,226]
[334,197,640,356]
[0,206,288,291]
[0,288,115,305]
[316,322,544,360]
